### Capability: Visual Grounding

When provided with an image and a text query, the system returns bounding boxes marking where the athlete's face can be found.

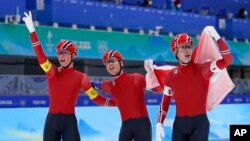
[57,49,75,67]
[104,57,123,76]
[174,44,193,65]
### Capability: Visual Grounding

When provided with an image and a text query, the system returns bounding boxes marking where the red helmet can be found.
[170,33,193,52]
[103,50,123,62]
[56,40,77,55]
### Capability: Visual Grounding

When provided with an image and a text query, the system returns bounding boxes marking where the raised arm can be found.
[23,11,56,78]
[216,39,233,68]
[204,26,233,70]
[82,74,116,106]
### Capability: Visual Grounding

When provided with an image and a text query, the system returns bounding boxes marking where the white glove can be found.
[203,26,221,41]
[156,123,165,141]
[22,11,35,33]
[144,59,154,73]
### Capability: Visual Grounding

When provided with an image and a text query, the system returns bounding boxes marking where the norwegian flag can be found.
[144,59,175,92]
[144,30,235,111]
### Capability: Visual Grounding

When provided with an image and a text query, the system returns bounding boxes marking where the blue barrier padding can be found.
[0,0,26,19]
[225,19,250,40]
[182,0,250,16]
[50,0,216,35]
[1,94,250,108]
[29,0,249,40]
[151,0,171,9]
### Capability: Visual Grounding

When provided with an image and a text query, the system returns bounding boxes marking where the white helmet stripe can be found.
[175,34,180,48]
[108,50,116,58]
[186,35,191,44]
[62,41,72,50]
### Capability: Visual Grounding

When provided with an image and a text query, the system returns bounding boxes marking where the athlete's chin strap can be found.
[110,61,123,77]
[175,51,191,65]
[62,54,74,68]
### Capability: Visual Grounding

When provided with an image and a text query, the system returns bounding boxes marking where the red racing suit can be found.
[157,38,233,122]
[101,72,149,121]
[30,32,116,114]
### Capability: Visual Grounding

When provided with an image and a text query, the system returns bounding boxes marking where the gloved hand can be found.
[203,26,221,41]
[91,81,102,90]
[156,122,165,141]
[144,59,154,73]
[22,11,35,33]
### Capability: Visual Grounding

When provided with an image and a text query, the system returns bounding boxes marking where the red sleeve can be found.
[30,32,56,78]
[81,74,92,91]
[157,95,171,123]
[156,71,172,123]
[92,96,116,107]
[216,39,233,69]
[81,74,116,106]
[30,32,48,65]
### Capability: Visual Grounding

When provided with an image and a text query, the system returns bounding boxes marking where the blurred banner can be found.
[1,92,250,108]
[0,75,250,96]
[0,23,250,65]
